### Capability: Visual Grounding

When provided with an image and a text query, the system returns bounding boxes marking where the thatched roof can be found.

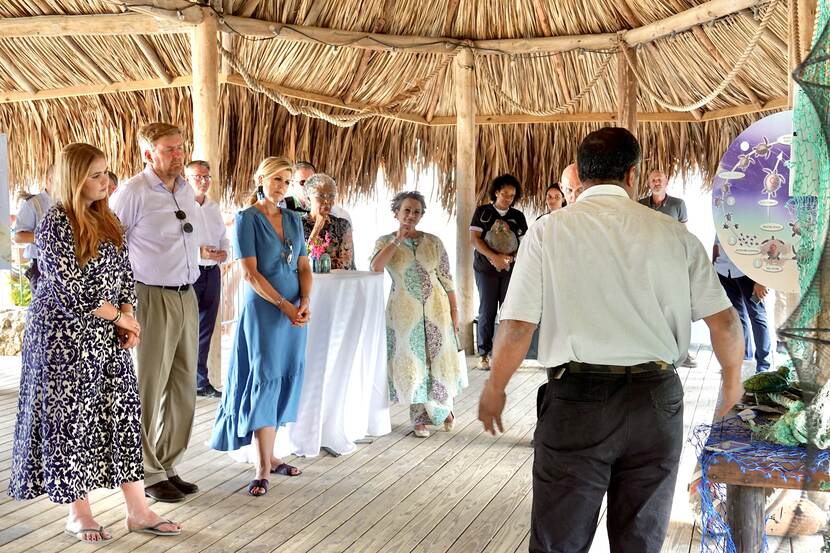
[0,0,793,206]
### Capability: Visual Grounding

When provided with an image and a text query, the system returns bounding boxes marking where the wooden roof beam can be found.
[0,0,767,55]
[133,35,174,84]
[0,13,188,37]
[691,26,762,108]
[623,0,765,46]
[0,76,192,103]
[0,74,786,125]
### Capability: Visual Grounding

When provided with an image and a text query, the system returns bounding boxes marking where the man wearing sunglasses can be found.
[285,161,352,224]
[110,122,202,504]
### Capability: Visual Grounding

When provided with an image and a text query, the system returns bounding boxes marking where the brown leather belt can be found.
[547,360,673,380]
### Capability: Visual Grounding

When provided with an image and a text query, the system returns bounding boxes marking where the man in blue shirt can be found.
[713,236,771,372]
[13,165,54,294]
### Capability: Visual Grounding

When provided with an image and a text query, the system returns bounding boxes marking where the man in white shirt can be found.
[286,161,351,224]
[13,164,54,294]
[186,160,230,398]
[110,122,203,503]
[478,127,745,553]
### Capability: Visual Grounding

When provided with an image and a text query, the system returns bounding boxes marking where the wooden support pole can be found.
[0,50,36,93]
[726,485,765,553]
[616,43,638,138]
[191,10,221,201]
[788,0,799,106]
[454,47,476,353]
[134,35,173,84]
[798,0,818,57]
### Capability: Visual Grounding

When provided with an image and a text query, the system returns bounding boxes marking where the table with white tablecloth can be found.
[270,270,390,457]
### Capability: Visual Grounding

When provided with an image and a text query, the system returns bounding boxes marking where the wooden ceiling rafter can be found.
[690,25,762,108]
[0,69,787,127]
[615,0,705,121]
[28,0,114,85]
[132,35,174,84]
[0,0,770,55]
[532,0,572,104]
[341,0,393,106]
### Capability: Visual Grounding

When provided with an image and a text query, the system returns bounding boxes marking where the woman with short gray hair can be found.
[370,191,465,438]
[302,173,355,270]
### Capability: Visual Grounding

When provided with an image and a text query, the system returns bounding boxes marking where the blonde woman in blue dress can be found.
[370,191,466,438]
[210,156,312,496]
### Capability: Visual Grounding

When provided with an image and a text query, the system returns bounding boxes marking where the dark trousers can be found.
[24,259,41,296]
[474,269,512,355]
[718,273,770,371]
[193,265,221,389]
[531,370,683,553]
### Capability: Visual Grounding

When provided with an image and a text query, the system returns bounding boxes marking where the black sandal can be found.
[270,463,302,476]
[247,479,269,496]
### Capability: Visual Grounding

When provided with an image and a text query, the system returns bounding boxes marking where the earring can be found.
[256,185,264,200]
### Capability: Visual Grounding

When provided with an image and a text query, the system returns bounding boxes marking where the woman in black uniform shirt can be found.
[469,174,528,370]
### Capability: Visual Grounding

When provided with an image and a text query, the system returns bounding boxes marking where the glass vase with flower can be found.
[307,231,333,273]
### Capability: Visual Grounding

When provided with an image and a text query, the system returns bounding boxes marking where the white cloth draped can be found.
[231,270,390,461]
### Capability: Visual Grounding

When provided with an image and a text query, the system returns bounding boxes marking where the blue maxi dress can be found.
[210,206,308,451]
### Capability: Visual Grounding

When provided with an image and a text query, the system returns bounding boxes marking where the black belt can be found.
[547,360,673,380]
[199,265,218,270]
[138,282,190,292]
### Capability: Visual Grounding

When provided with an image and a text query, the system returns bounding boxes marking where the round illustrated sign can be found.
[712,110,804,293]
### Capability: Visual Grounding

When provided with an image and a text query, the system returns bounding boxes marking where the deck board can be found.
[0,354,824,552]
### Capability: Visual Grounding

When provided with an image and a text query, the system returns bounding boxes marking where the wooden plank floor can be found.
[0,354,823,552]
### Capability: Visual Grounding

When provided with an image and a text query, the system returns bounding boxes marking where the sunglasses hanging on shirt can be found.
[171,191,193,233]
[174,209,193,233]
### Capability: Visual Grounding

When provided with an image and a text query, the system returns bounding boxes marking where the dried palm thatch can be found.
[0,0,794,208]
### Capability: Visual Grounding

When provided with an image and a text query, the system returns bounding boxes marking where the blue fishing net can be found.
[692,417,830,553]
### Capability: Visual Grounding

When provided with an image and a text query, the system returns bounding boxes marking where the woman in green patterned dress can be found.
[370,191,466,438]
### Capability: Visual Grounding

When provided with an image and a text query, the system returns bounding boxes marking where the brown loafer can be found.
[168,474,199,495]
[144,480,185,503]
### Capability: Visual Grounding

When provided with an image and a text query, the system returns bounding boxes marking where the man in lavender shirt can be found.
[110,122,203,503]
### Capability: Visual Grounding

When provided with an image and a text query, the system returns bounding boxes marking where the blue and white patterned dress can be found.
[9,205,143,504]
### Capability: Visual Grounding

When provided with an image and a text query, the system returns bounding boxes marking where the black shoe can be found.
[197,384,222,398]
[144,480,186,503]
[168,474,199,495]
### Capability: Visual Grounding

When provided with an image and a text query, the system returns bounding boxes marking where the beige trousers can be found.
[135,283,198,487]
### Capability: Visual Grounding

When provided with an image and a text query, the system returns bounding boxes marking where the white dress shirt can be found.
[110,165,202,286]
[195,198,230,266]
[501,184,731,367]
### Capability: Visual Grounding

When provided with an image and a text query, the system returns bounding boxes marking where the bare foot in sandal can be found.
[126,509,181,535]
[65,516,112,543]
[270,459,301,476]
